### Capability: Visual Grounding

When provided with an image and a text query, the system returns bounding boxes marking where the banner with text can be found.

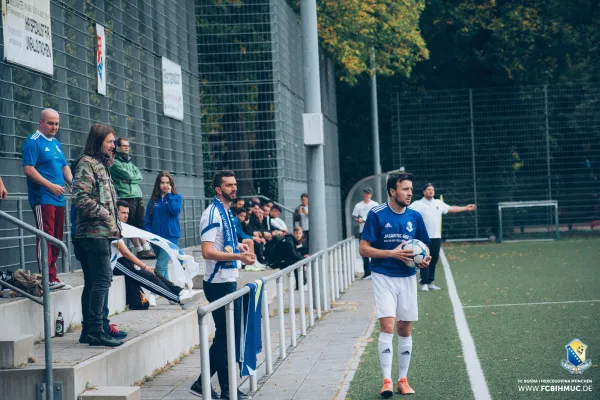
[2,0,54,75]
[161,57,184,121]
[96,23,106,95]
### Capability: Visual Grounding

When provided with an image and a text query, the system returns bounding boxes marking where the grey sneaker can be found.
[428,283,441,290]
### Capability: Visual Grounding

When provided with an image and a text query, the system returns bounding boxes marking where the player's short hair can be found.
[213,170,235,189]
[300,193,308,199]
[116,137,129,147]
[116,200,129,209]
[386,172,415,196]
[271,204,282,212]
[233,207,247,216]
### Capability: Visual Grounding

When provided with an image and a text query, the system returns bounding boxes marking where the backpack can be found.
[12,269,43,297]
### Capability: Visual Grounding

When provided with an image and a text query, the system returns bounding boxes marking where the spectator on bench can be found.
[113,200,199,307]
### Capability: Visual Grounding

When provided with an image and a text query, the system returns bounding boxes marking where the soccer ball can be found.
[401,239,429,268]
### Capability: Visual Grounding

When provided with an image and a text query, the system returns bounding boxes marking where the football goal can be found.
[498,201,560,242]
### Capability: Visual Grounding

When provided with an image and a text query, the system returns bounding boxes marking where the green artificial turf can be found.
[347,239,600,400]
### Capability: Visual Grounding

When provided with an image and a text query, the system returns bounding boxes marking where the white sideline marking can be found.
[464,299,600,309]
[441,248,492,400]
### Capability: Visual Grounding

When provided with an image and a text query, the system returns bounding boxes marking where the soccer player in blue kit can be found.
[360,172,432,397]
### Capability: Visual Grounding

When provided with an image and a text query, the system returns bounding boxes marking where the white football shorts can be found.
[372,271,418,321]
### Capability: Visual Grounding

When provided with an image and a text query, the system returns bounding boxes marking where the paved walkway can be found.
[253,280,375,400]
[140,280,375,400]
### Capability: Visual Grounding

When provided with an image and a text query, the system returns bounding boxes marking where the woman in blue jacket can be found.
[144,171,182,280]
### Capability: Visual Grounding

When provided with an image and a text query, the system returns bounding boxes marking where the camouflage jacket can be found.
[72,155,121,239]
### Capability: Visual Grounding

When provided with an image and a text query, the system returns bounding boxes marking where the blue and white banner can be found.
[96,23,106,95]
[111,222,199,290]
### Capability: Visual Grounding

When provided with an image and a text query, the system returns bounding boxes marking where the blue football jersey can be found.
[361,202,431,277]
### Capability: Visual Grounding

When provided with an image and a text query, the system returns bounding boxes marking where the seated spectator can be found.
[114,200,199,307]
[232,207,266,271]
[233,198,246,210]
[269,204,288,234]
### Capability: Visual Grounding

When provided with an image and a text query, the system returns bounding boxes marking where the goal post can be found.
[498,201,560,242]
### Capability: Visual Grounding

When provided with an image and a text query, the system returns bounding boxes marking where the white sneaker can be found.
[60,283,72,290]
[421,284,429,292]
[428,283,441,290]
[148,294,157,307]
[179,289,202,304]
[362,275,372,281]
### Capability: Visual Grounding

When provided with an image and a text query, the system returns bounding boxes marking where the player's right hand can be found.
[390,243,414,263]
[239,252,256,265]
[49,183,65,196]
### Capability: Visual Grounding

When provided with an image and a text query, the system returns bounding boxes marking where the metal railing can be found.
[0,209,69,400]
[196,237,357,400]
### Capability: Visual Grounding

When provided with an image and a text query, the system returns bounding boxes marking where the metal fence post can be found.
[225,302,238,400]
[40,237,54,400]
[288,272,297,347]
[544,85,552,201]
[316,256,323,315]
[276,277,286,359]
[262,286,273,375]
[298,264,306,335]
[469,88,479,238]
[17,200,25,270]
[199,314,212,400]
[306,259,315,326]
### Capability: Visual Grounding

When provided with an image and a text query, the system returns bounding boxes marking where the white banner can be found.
[161,57,184,121]
[2,0,54,75]
[111,223,200,290]
[96,24,106,95]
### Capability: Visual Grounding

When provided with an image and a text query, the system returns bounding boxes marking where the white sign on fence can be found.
[161,57,184,121]
[2,0,54,75]
[96,23,106,95]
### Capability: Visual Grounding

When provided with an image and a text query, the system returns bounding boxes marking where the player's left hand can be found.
[239,243,251,253]
[417,255,432,269]
[466,204,477,211]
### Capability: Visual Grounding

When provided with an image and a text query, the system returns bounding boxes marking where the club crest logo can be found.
[406,221,413,232]
[562,339,591,374]
[224,245,233,254]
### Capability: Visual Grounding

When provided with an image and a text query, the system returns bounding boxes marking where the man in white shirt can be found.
[352,187,379,279]
[190,170,254,400]
[269,204,288,233]
[409,183,476,291]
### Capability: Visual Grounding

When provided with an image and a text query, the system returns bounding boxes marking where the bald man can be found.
[22,108,73,290]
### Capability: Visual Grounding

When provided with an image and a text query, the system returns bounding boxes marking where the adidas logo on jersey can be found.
[382,348,391,354]
[384,222,392,228]
[45,147,50,152]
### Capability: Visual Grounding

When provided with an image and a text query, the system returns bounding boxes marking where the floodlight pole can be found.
[300,0,328,306]
[371,47,382,202]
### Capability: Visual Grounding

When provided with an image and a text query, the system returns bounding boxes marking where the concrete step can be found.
[0,266,290,400]
[79,386,140,400]
[0,299,201,400]
[0,271,126,341]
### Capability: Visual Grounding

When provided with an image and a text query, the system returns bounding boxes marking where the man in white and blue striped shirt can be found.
[190,170,255,400]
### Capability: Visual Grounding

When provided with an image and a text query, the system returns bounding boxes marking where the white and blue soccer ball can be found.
[401,239,429,268]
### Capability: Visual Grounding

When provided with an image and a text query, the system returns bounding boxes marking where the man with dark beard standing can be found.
[189,170,255,399]
[72,124,122,347]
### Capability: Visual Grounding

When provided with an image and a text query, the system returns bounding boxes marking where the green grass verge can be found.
[346,269,473,400]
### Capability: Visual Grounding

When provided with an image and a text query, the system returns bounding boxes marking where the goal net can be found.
[498,201,560,242]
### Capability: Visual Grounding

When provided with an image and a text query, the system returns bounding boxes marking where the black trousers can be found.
[113,257,183,302]
[420,238,442,284]
[196,281,237,391]
[74,239,113,333]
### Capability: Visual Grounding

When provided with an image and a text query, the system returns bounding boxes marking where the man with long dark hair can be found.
[190,170,255,399]
[22,108,73,290]
[72,124,122,347]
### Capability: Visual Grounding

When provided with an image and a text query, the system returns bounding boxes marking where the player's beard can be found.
[221,190,236,202]
[394,197,410,208]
